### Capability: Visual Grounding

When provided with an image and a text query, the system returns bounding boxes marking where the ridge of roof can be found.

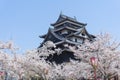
[54,26,78,32]
[51,14,87,26]
[55,39,81,45]
[60,14,77,22]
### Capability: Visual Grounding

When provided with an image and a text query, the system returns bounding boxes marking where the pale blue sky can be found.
[0,0,120,52]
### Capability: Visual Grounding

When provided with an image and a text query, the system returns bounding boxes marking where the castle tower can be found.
[39,14,95,63]
[39,14,95,48]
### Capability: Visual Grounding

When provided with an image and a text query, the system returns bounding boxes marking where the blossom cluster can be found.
[0,33,120,80]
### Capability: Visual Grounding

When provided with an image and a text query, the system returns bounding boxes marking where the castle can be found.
[39,14,95,63]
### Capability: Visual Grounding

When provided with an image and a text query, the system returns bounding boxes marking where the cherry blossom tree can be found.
[69,33,120,79]
[1,33,120,80]
[22,33,120,80]
[0,41,15,79]
[0,41,26,80]
[23,41,93,80]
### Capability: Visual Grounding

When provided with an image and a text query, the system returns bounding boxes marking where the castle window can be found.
[61,30,68,34]
[68,31,71,34]
[77,38,83,43]
[82,33,85,36]
[75,38,77,42]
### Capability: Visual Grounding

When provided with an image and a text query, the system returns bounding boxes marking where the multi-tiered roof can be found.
[39,14,95,49]
[39,14,96,63]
